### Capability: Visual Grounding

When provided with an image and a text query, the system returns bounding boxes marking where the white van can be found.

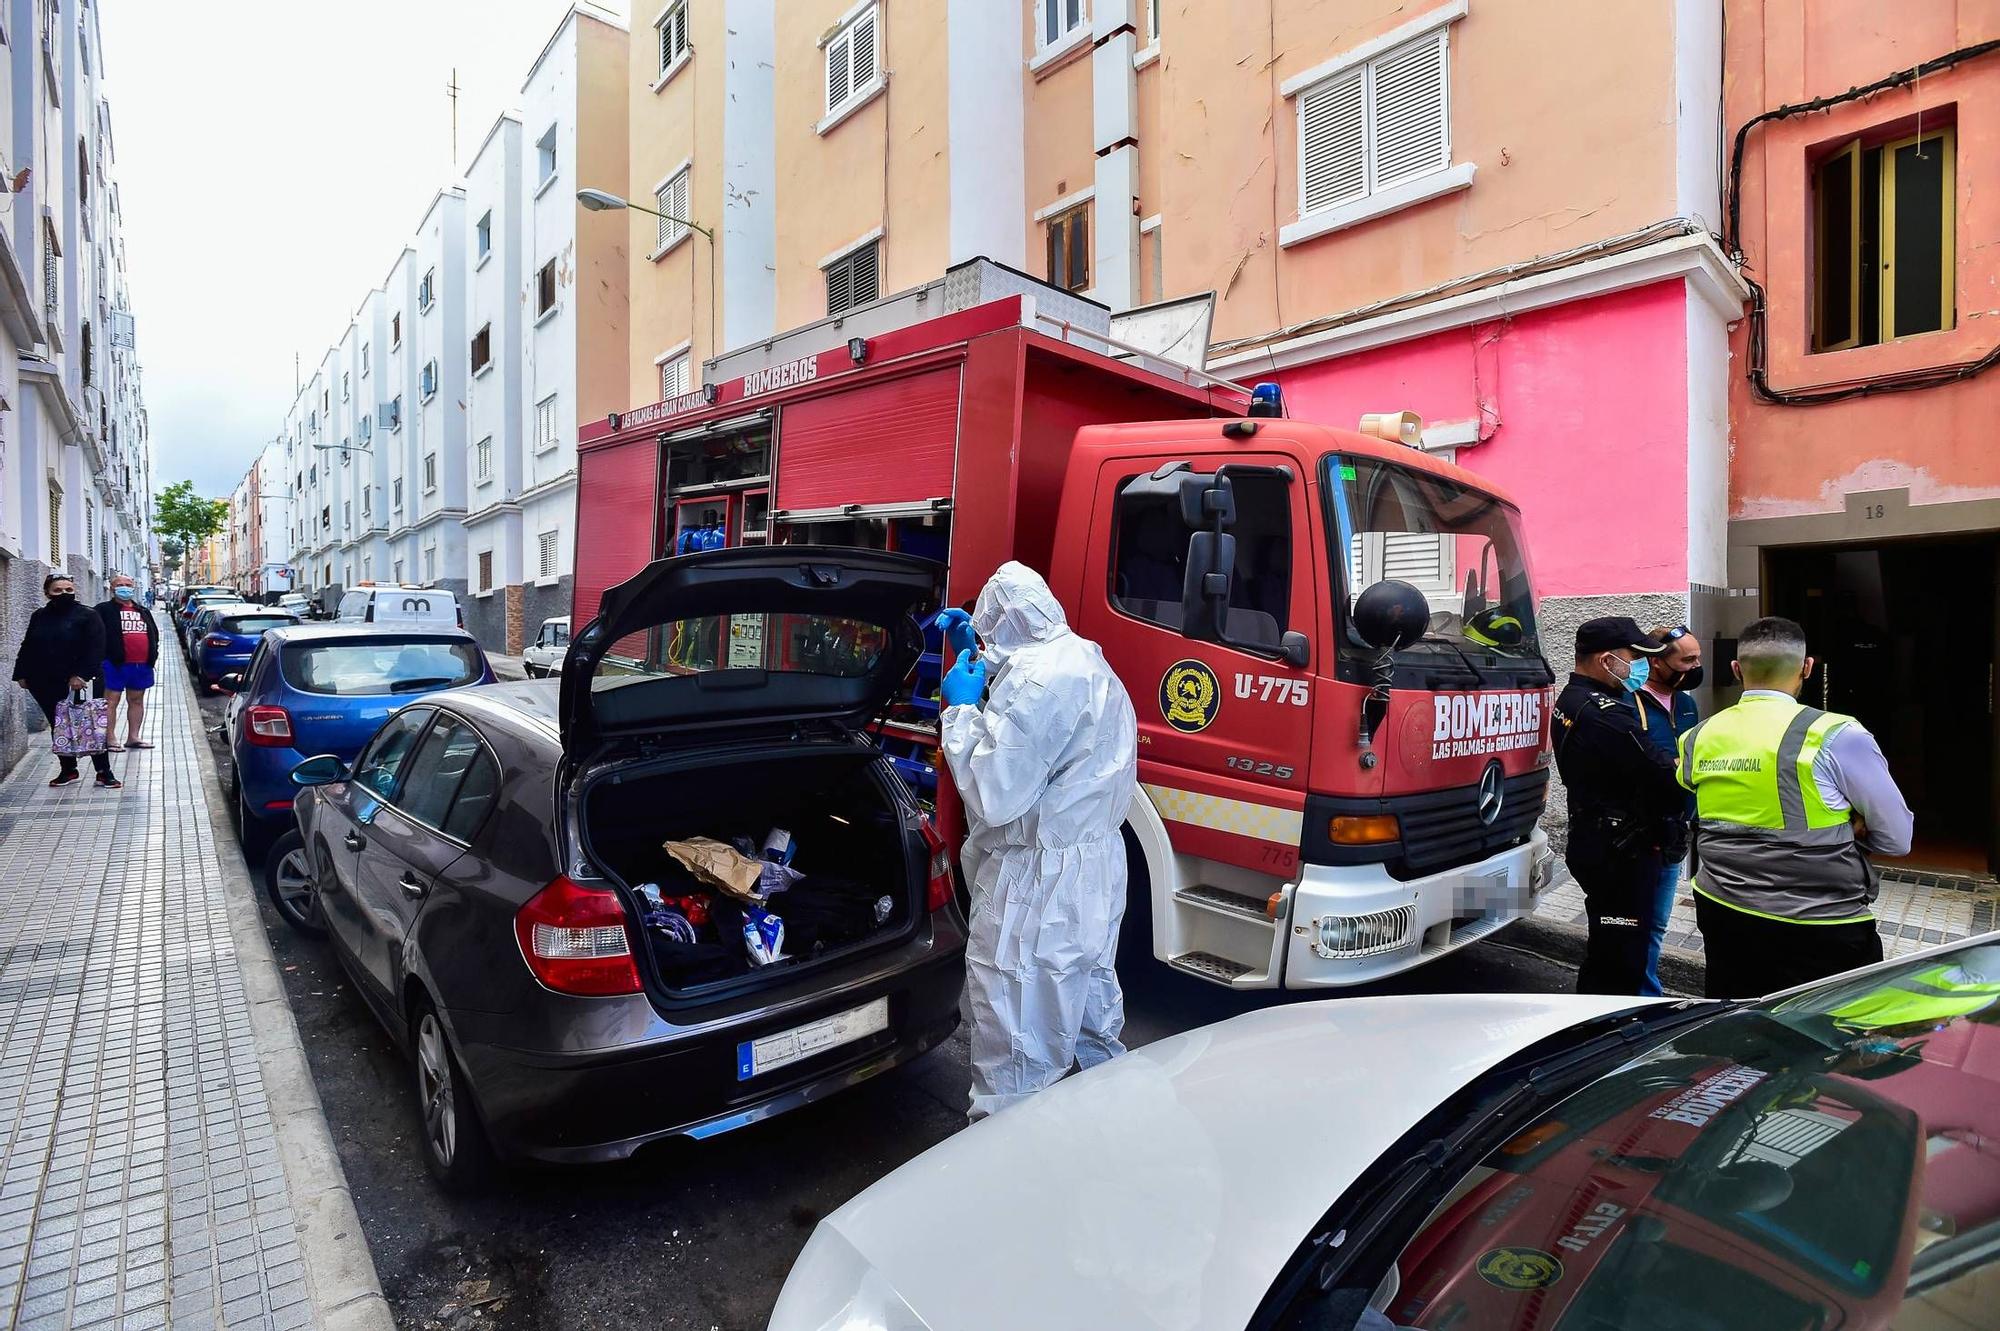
[335,584,461,628]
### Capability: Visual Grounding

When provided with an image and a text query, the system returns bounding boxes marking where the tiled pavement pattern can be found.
[1535,861,2000,961]
[0,651,316,1330]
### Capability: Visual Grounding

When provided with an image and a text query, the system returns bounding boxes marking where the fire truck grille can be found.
[1395,769,1548,877]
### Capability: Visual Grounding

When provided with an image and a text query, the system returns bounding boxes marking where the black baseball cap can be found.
[1576,616,1666,656]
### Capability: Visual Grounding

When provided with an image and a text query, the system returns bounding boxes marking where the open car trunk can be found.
[583,741,921,998]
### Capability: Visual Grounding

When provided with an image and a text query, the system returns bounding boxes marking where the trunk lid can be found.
[559,546,940,759]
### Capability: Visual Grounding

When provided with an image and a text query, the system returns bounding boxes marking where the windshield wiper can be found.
[389,675,459,693]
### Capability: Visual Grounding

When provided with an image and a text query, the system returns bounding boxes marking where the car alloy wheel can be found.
[263,831,326,936]
[417,1013,458,1168]
[410,1002,493,1191]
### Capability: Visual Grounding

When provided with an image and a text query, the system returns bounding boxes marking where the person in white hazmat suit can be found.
[937,562,1140,1121]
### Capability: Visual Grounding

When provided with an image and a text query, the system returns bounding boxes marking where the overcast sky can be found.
[101,0,628,500]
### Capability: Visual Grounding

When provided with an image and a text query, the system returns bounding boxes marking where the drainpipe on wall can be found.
[1091,0,1140,310]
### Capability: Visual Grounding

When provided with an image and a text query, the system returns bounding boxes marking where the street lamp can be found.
[576,187,714,240]
[579,186,717,355]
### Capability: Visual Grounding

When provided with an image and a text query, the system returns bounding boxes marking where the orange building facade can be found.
[1725,0,2000,870]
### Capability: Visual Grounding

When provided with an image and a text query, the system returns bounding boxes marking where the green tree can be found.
[153,481,229,559]
[157,534,185,577]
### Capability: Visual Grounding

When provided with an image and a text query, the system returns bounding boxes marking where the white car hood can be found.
[796,991,1651,1331]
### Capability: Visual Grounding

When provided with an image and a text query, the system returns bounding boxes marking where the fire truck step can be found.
[1168,951,1256,985]
[1174,885,1275,925]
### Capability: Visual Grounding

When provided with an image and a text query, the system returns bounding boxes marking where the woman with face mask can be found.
[11,574,120,787]
[95,575,159,750]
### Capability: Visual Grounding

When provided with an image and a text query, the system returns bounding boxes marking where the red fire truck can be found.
[573,265,1557,988]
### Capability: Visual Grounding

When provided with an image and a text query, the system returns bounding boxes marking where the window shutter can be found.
[1382,532,1453,590]
[826,29,851,113]
[826,256,853,314]
[1369,32,1448,189]
[1300,71,1366,214]
[852,244,879,305]
[850,9,877,90]
[1067,211,1088,291]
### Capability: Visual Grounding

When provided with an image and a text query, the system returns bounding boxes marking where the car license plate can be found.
[737,997,890,1081]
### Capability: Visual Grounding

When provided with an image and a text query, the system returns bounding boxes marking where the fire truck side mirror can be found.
[1180,530,1237,642]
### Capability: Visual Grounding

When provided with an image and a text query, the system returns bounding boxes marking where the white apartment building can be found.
[0,0,155,770]
[268,4,625,654]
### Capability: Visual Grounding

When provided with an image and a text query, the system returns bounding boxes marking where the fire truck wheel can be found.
[1116,824,1153,969]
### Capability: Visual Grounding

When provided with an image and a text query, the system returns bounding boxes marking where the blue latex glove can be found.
[940,648,987,708]
[936,607,978,660]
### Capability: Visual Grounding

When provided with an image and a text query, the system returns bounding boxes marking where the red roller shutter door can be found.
[775,368,961,512]
[572,439,659,629]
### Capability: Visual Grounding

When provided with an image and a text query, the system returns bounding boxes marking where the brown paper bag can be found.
[663,837,765,901]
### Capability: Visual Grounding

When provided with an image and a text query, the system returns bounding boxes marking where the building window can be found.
[361,341,371,375]
[475,210,492,261]
[320,505,330,531]
[340,439,350,465]
[393,559,405,583]
[393,477,404,509]
[391,312,402,348]
[660,351,691,400]
[1142,218,1164,302]
[536,124,557,187]
[386,395,403,431]
[538,530,559,580]
[341,371,350,400]
[362,485,371,516]
[470,323,492,374]
[656,0,689,78]
[823,4,879,119]
[536,394,559,452]
[536,259,557,317]
[322,388,330,414]
[1814,127,1955,352]
[418,267,435,313]
[423,453,438,494]
[47,485,60,562]
[477,549,493,593]
[419,360,438,400]
[476,435,492,482]
[824,240,880,316]
[424,545,437,581]
[343,500,351,530]
[1296,27,1450,219]
[1045,203,1090,293]
[1147,0,1160,44]
[1038,0,1086,49]
[654,167,691,254]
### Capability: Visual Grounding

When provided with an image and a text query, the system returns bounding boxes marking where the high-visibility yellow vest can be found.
[1676,694,1877,924]
[1825,964,2000,1031]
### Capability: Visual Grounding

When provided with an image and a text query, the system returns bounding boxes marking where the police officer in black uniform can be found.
[1554,617,1688,995]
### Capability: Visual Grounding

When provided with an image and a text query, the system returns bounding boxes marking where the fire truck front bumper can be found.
[1281,829,1553,987]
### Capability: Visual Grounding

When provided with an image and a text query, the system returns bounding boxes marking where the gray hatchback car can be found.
[287,547,967,1189]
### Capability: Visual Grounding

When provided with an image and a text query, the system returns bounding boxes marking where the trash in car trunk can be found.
[584,743,920,995]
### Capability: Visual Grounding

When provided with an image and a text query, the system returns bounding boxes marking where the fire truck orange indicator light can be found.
[1329,815,1399,845]
[1501,1121,1566,1155]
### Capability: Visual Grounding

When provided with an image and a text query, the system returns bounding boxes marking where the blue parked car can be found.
[220,623,496,871]
[193,604,299,688]
[179,592,243,657]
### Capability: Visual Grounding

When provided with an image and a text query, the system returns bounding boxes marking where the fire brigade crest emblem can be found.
[1160,660,1220,733]
[1476,1246,1564,1291]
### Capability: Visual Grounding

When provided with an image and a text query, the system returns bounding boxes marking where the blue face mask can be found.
[1612,654,1650,694]
[114,586,135,600]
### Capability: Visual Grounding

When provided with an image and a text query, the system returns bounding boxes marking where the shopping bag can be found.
[51,689,109,756]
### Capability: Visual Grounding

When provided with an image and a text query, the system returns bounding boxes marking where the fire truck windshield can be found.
[1325,454,1540,671]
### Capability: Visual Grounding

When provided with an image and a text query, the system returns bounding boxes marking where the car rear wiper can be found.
[389,675,459,693]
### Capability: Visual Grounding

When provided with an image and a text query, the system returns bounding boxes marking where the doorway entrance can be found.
[1764,535,1998,874]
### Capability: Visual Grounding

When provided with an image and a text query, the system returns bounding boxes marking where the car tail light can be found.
[263,799,294,812]
[920,817,954,913]
[204,634,230,647]
[514,876,642,996]
[243,705,294,747]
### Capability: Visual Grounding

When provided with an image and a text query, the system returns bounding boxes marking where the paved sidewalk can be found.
[0,649,387,1329]
[1534,860,2000,964]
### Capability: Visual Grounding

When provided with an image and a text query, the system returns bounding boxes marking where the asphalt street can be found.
[194,683,1580,1331]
